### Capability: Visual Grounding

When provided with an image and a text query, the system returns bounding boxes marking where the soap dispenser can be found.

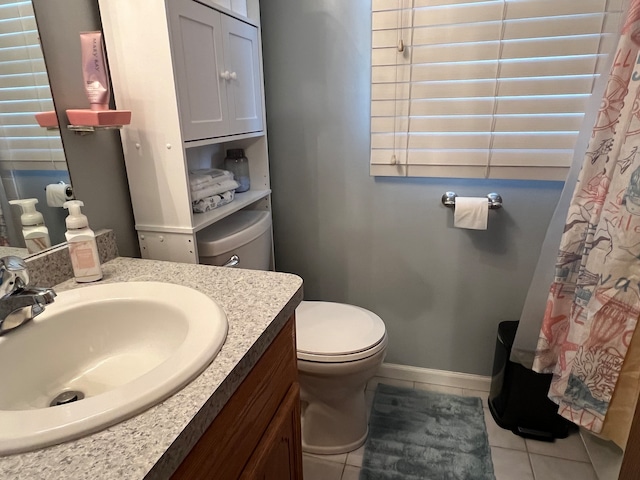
[9,198,51,254]
[63,200,102,283]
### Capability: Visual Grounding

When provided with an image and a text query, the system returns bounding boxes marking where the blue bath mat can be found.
[360,383,495,480]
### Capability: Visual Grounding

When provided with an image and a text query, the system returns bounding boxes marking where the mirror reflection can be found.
[0,0,71,257]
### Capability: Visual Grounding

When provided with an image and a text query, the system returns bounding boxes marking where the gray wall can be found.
[261,0,564,375]
[32,0,139,258]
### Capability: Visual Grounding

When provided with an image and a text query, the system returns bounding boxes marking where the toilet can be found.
[198,212,388,454]
[295,301,387,454]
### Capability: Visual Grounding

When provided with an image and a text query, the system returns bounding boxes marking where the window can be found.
[0,0,65,170]
[370,0,625,180]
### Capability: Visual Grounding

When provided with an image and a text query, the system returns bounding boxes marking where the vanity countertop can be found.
[0,256,303,480]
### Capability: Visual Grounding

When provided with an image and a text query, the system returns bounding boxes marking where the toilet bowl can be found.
[296,301,387,454]
[199,218,387,454]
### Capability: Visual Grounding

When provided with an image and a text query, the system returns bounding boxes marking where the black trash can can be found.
[488,321,574,441]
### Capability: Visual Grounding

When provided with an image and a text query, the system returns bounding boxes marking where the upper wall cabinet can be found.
[222,17,262,135]
[169,1,263,142]
[200,0,248,18]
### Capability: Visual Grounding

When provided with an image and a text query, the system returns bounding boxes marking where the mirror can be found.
[0,0,71,257]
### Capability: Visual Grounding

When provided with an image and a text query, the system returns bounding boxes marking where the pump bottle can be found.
[63,200,102,282]
[9,198,51,254]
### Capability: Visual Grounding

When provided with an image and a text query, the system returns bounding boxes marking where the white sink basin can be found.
[0,281,228,455]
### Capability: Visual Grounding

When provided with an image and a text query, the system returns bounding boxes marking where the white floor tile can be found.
[414,382,464,396]
[490,447,534,480]
[346,445,365,467]
[366,376,413,391]
[306,451,348,464]
[526,431,590,463]
[580,429,623,480]
[529,453,597,480]
[341,465,361,480]
[483,408,527,451]
[462,388,490,408]
[303,455,345,480]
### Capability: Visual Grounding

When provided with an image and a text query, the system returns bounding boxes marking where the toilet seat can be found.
[296,301,387,363]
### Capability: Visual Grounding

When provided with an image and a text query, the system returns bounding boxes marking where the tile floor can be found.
[302,377,598,480]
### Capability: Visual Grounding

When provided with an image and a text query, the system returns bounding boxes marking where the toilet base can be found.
[299,381,370,455]
[302,427,368,455]
[297,348,386,455]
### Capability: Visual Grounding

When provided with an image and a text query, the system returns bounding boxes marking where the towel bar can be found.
[441,191,503,209]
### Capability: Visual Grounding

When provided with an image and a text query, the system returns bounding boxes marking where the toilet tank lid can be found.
[197,210,271,257]
[295,301,386,356]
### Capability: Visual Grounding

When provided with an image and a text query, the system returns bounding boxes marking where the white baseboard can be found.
[377,362,492,392]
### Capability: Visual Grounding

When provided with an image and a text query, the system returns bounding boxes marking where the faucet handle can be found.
[0,256,29,299]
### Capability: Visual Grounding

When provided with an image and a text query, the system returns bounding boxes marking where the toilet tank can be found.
[197,210,272,270]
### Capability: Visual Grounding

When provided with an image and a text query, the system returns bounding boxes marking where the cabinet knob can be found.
[229,71,237,80]
[220,70,231,80]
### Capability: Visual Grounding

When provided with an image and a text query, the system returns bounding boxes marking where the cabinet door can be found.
[240,383,303,480]
[169,0,229,141]
[221,15,264,135]
[170,318,299,480]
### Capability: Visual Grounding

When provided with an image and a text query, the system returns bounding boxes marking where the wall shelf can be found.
[135,189,271,235]
[184,130,264,149]
[67,125,123,135]
[192,188,271,232]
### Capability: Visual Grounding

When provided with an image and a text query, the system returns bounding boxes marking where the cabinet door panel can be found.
[169,0,228,141]
[240,383,303,480]
[171,318,298,480]
[222,15,264,135]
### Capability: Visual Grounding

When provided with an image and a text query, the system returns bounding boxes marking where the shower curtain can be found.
[529,0,640,434]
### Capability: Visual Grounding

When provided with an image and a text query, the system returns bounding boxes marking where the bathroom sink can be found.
[0,281,228,455]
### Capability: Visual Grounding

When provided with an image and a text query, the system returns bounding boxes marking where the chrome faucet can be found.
[0,256,56,335]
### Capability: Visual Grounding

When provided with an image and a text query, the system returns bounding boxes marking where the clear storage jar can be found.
[224,149,250,193]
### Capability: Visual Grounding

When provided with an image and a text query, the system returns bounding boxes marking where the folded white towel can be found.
[189,169,232,189]
[192,190,235,213]
[191,178,239,201]
[191,176,228,192]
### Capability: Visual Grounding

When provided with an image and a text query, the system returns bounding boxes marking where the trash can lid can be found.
[497,320,519,349]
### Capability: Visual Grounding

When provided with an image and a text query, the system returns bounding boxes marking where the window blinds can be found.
[0,0,65,169]
[370,0,624,180]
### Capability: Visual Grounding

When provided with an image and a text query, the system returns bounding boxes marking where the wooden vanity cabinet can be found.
[240,383,301,479]
[171,316,303,479]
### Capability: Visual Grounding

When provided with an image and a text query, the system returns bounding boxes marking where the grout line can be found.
[487,443,529,454]
[527,451,537,480]
[528,451,593,465]
[523,434,536,480]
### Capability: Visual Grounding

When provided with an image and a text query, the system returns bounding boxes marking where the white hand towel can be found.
[189,169,233,189]
[191,177,225,192]
[454,197,488,230]
[190,179,240,201]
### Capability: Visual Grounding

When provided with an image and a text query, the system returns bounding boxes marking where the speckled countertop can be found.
[0,256,303,479]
